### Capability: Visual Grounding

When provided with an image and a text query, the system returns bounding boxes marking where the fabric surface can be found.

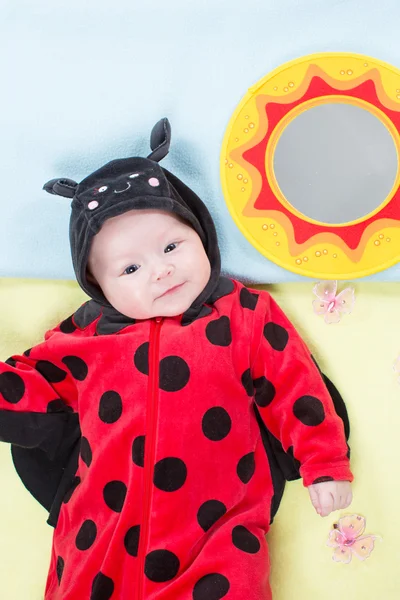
[2,0,400,283]
[0,278,397,599]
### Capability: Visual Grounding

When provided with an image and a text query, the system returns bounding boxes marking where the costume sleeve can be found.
[250,292,353,487]
[0,325,80,458]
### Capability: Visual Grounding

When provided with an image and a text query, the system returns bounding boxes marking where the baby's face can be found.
[88,209,211,319]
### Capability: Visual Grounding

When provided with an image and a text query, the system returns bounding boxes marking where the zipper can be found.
[136,316,163,600]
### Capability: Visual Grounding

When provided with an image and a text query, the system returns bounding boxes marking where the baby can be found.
[0,119,352,600]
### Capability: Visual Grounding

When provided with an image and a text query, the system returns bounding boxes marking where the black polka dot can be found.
[193,573,230,600]
[47,399,74,413]
[80,437,92,467]
[23,348,32,357]
[35,360,67,383]
[124,525,140,557]
[205,316,232,347]
[293,395,325,426]
[76,520,97,551]
[62,356,88,381]
[202,407,231,441]
[63,476,81,504]
[254,377,276,407]
[5,357,17,367]
[56,556,64,584]
[232,525,260,554]
[103,481,127,512]
[312,476,334,484]
[59,315,77,334]
[237,452,255,484]
[197,500,227,532]
[90,572,115,600]
[132,436,145,467]
[153,457,187,492]
[240,288,259,311]
[241,369,254,396]
[99,391,123,424]
[0,372,25,404]
[159,356,190,392]
[144,549,180,582]
[134,342,149,375]
[263,322,289,351]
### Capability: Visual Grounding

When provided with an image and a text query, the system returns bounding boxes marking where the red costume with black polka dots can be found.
[0,119,352,599]
[0,278,352,599]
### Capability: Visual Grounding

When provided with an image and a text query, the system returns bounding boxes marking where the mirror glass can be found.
[273,103,398,224]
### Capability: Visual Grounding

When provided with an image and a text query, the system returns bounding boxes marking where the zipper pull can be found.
[155,317,162,324]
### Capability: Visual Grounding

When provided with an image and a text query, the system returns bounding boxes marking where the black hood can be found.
[43,119,222,323]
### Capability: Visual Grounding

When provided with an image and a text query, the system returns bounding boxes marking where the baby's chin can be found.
[118,298,194,320]
[151,296,194,318]
[106,282,203,319]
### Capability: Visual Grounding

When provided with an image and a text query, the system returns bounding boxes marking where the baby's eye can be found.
[123,264,140,275]
[164,243,177,253]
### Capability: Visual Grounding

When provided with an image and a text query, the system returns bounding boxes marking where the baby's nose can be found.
[154,263,175,281]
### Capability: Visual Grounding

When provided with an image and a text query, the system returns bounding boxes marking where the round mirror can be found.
[273,102,398,224]
[221,52,400,279]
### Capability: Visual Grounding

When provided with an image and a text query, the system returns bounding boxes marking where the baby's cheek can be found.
[104,282,134,314]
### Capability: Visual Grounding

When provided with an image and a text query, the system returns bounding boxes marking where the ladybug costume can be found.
[0,120,352,599]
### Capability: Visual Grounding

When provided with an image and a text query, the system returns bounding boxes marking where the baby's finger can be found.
[336,495,344,510]
[307,486,320,512]
[344,491,353,508]
[332,493,342,512]
[318,492,334,517]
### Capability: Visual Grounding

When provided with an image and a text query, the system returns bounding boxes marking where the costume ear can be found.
[147,117,171,163]
[43,178,78,198]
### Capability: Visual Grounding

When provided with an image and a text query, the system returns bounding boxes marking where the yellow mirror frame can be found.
[220,53,400,279]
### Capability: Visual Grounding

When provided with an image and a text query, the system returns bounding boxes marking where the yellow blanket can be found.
[0,279,397,599]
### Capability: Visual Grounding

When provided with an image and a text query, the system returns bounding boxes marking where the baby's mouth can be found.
[158,283,185,298]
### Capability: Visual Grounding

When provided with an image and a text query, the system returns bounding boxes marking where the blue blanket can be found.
[2,0,400,282]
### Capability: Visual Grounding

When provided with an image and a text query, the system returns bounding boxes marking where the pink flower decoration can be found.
[312,280,355,324]
[327,514,381,563]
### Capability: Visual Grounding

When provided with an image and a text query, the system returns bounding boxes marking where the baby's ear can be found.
[147,117,171,163]
[43,178,78,198]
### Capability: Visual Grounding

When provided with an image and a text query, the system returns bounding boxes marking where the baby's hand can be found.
[307,480,352,517]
